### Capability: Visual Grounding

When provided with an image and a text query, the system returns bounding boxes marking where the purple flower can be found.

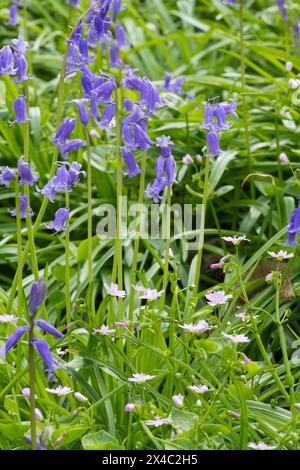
[286,205,300,247]
[213,104,229,130]
[165,156,176,185]
[35,319,64,338]
[112,0,122,20]
[123,97,133,112]
[68,161,86,185]
[110,43,122,67]
[121,147,141,177]
[122,68,143,91]
[29,279,47,315]
[115,23,128,47]
[132,124,152,151]
[161,74,185,94]
[1,326,28,355]
[39,163,85,202]
[59,139,87,159]
[65,0,81,7]
[13,54,28,82]
[18,157,39,185]
[10,95,29,124]
[223,0,238,5]
[71,99,89,127]
[206,130,222,157]
[12,33,28,56]
[46,208,69,232]
[140,77,164,115]
[0,166,16,188]
[124,403,135,412]
[0,46,16,75]
[145,178,167,203]
[94,76,116,103]
[34,339,59,375]
[97,103,115,130]
[8,4,18,26]
[294,17,299,43]
[277,0,288,22]
[9,193,33,219]
[52,118,76,145]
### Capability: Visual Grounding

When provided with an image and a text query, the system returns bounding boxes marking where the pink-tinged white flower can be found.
[279,152,289,165]
[46,385,73,396]
[222,235,250,245]
[248,442,276,450]
[210,256,229,270]
[93,325,116,335]
[128,373,156,383]
[228,410,240,418]
[236,312,258,322]
[22,387,31,398]
[179,320,209,334]
[222,332,250,343]
[124,403,135,412]
[268,250,294,262]
[288,78,300,89]
[182,154,193,164]
[133,285,164,300]
[196,154,202,162]
[74,392,88,402]
[105,283,126,298]
[188,385,210,394]
[205,290,233,306]
[0,314,16,323]
[295,403,300,410]
[285,61,293,72]
[35,408,43,420]
[172,394,184,407]
[89,129,99,139]
[145,416,172,427]
[115,321,129,327]
[242,355,251,364]
[265,272,276,283]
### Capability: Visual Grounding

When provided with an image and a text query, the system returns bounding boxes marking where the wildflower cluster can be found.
[202,99,237,157]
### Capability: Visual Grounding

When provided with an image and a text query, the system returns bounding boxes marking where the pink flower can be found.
[268,250,294,261]
[179,320,209,334]
[222,235,250,245]
[210,256,229,270]
[75,392,88,402]
[133,285,164,300]
[105,283,126,298]
[145,416,172,427]
[0,314,16,323]
[172,394,184,407]
[22,387,31,398]
[115,321,129,327]
[222,332,250,343]
[248,442,276,450]
[128,373,156,383]
[182,154,193,164]
[124,403,135,412]
[205,290,233,306]
[46,386,72,396]
[279,152,289,165]
[228,410,240,418]
[285,61,293,72]
[188,385,210,394]
[35,408,43,420]
[93,325,116,335]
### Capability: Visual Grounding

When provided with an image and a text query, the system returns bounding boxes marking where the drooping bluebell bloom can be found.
[29,279,47,315]
[35,319,64,338]
[139,77,164,116]
[78,38,94,65]
[293,17,299,44]
[206,130,222,157]
[18,157,39,186]
[91,12,112,43]
[13,54,29,82]
[132,124,153,151]
[34,339,59,376]
[161,74,185,94]
[9,193,33,218]
[0,46,16,75]
[71,99,89,127]
[67,21,83,45]
[0,166,16,188]
[39,163,85,202]
[145,178,167,203]
[277,0,288,22]
[110,43,122,67]
[115,23,128,47]
[112,0,122,20]
[121,147,141,177]
[223,0,238,5]
[156,135,174,158]
[46,208,69,232]
[286,205,300,247]
[165,156,176,185]
[67,161,86,186]
[94,75,116,103]
[213,104,229,131]
[223,100,238,120]
[59,138,87,159]
[123,97,134,112]
[8,4,18,26]
[122,68,143,92]
[97,103,115,129]
[65,0,81,8]
[0,326,28,355]
[202,102,214,130]
[25,435,45,451]
[52,118,76,145]
[10,94,28,124]
[11,33,28,56]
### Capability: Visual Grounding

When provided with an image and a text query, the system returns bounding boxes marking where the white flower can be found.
[172,394,184,407]
[288,78,300,89]
[248,442,276,450]
[188,385,210,394]
[46,386,73,396]
[133,285,164,300]
[128,373,156,383]
[145,416,172,427]
[222,332,250,343]
[279,152,289,165]
[179,320,209,334]
[93,325,116,335]
[205,290,233,306]
[182,154,193,164]
[74,392,88,402]
[222,235,250,245]
[0,314,16,323]
[268,250,294,261]
[285,61,293,72]
[105,283,126,298]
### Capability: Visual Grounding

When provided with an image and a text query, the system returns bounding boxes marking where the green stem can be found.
[28,317,36,450]
[65,191,71,326]
[15,178,23,320]
[192,156,210,298]
[84,127,95,323]
[235,246,249,303]
[128,151,147,325]
[159,185,172,310]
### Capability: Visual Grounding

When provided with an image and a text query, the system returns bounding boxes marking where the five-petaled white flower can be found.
[205,290,233,306]
[0,314,16,323]
[222,332,250,343]
[128,373,156,383]
[172,394,184,407]
[46,386,73,396]
[179,320,209,334]
[93,325,116,335]
[133,285,164,300]
[268,250,294,262]
[222,235,250,245]
[248,442,276,450]
[145,416,172,427]
[188,385,210,394]
[105,283,126,298]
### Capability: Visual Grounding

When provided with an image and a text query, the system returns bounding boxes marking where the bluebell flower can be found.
[286,205,300,247]
[121,147,141,177]
[115,23,128,47]
[132,124,153,151]
[18,157,39,186]
[123,97,134,112]
[156,135,174,158]
[165,156,176,185]
[29,279,47,315]
[112,0,122,20]
[206,130,222,157]
[59,138,87,159]
[9,193,33,218]
[94,75,116,103]
[78,38,94,64]
[223,0,238,5]
[145,178,167,203]
[35,319,64,338]
[34,339,59,376]
[161,74,185,94]
[39,163,85,202]
[223,100,238,120]
[71,99,89,127]
[277,0,288,22]
[110,43,122,67]
[65,0,81,8]
[213,104,229,131]
[122,68,143,91]
[0,166,16,187]
[25,435,46,451]
[10,95,29,124]
[67,21,83,45]
[202,103,214,130]
[13,54,29,82]
[0,46,16,75]
[139,77,164,116]
[0,326,28,355]
[67,161,86,186]
[92,13,112,43]
[8,4,18,26]
[11,33,28,56]
[52,118,76,145]
[97,103,115,129]
[46,208,69,232]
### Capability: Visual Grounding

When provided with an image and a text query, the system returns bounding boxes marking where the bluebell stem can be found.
[10,94,29,124]
[286,205,300,247]
[29,279,47,315]
[9,193,33,218]
[0,166,16,187]
[18,157,39,185]
[46,208,69,232]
